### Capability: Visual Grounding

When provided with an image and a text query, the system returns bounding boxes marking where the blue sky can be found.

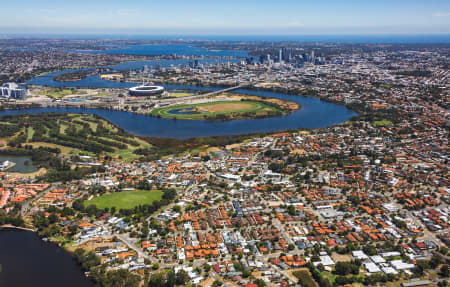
[1,0,449,34]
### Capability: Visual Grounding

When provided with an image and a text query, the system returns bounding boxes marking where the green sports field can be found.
[84,190,163,209]
[150,100,281,120]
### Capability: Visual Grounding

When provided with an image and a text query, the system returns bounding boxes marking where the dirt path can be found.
[0,139,7,149]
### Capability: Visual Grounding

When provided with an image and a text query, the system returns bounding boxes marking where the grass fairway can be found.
[373,120,393,126]
[84,190,163,210]
[0,113,152,162]
[151,100,281,120]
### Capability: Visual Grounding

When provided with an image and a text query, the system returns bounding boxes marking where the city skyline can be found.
[1,0,450,35]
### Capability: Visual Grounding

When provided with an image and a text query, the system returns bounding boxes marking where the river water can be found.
[0,87,357,139]
[0,228,94,287]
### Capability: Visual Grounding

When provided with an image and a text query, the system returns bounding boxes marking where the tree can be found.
[429,253,444,269]
[440,264,449,277]
[166,269,175,287]
[48,213,58,224]
[100,269,140,287]
[86,204,98,217]
[415,260,430,275]
[288,205,296,216]
[255,279,266,287]
[175,269,189,285]
[311,255,320,262]
[68,225,79,236]
[148,273,164,287]
[363,244,377,256]
[334,261,360,276]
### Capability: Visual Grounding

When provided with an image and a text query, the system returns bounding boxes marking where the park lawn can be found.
[26,127,34,142]
[151,100,279,120]
[373,120,393,126]
[49,235,77,252]
[35,87,87,99]
[84,190,163,210]
[168,92,196,98]
[94,91,111,97]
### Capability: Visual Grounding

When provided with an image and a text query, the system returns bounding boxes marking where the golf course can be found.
[84,190,164,209]
[150,100,285,121]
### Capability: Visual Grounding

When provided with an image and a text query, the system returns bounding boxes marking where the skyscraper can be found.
[279,49,283,63]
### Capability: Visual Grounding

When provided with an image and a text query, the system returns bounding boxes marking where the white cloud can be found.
[432,12,450,17]
[285,21,305,27]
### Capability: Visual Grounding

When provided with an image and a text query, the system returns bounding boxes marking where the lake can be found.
[0,228,94,287]
[0,155,38,174]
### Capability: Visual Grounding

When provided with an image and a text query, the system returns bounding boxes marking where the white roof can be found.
[364,262,381,273]
[370,255,386,264]
[381,251,401,257]
[352,250,369,260]
[391,260,415,270]
[317,255,335,266]
[381,267,398,275]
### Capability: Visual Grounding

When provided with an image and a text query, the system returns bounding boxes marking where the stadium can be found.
[128,85,165,97]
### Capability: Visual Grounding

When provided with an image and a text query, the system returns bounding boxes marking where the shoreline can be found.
[0,224,36,232]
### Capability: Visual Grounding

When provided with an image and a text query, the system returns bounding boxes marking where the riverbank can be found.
[0,224,35,232]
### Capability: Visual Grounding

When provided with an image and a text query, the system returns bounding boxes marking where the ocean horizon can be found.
[3,34,450,44]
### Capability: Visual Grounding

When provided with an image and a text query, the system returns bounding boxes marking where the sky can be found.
[1,0,449,35]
